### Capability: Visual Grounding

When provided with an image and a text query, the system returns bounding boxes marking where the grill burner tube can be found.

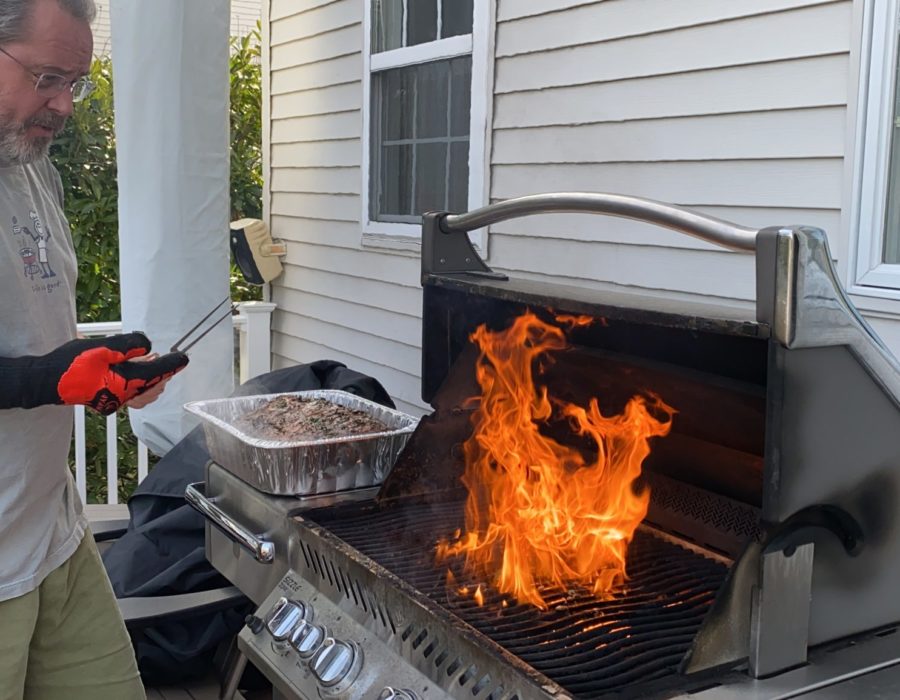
[304,499,729,699]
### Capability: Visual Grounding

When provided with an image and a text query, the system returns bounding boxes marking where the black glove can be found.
[0,332,189,415]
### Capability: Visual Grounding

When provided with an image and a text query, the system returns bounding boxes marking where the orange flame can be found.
[436,312,674,609]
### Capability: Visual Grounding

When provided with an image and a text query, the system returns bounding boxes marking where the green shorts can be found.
[0,531,145,700]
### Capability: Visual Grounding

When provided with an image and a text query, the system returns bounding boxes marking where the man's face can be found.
[0,0,92,164]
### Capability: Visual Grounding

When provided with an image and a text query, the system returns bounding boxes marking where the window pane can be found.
[415,62,449,139]
[378,144,413,217]
[372,0,403,52]
[383,68,415,141]
[371,57,471,222]
[449,56,472,137]
[372,0,471,53]
[407,0,437,46]
[415,142,448,213]
[886,159,900,263]
[442,0,473,38]
[449,141,469,212]
[885,49,900,263]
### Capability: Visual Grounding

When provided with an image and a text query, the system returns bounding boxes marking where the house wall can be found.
[489,0,847,306]
[263,0,881,416]
[92,0,261,55]
[265,0,427,416]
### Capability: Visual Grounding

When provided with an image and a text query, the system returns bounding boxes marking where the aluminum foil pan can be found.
[184,390,419,495]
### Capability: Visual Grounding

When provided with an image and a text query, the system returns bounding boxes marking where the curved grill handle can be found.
[440,192,759,252]
[185,481,275,564]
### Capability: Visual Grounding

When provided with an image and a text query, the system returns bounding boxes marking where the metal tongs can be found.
[170,297,238,354]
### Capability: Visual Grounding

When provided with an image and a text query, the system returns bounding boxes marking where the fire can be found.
[436,312,674,609]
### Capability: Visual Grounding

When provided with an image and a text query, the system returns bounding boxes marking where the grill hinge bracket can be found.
[421,212,507,281]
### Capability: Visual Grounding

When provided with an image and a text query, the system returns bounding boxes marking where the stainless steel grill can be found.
[192,192,900,700]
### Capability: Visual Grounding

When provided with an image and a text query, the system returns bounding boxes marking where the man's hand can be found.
[123,353,174,410]
[0,333,189,415]
[54,335,189,414]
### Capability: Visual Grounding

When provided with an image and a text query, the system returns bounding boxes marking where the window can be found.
[363,0,489,243]
[852,0,900,292]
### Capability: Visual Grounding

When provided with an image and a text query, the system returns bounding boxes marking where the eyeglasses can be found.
[0,46,95,102]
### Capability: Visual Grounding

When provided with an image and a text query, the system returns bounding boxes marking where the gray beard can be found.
[0,113,65,165]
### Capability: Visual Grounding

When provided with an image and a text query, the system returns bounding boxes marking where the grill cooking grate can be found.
[306,500,730,699]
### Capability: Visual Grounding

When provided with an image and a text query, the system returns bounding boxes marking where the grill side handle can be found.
[185,481,275,564]
[422,192,759,278]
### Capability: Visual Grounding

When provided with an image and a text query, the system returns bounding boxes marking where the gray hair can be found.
[0,0,96,44]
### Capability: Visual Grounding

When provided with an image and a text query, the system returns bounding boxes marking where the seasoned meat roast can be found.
[235,395,388,441]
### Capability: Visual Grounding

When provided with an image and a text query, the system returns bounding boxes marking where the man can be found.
[0,1,188,698]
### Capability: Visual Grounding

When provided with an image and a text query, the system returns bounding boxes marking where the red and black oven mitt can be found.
[0,332,189,415]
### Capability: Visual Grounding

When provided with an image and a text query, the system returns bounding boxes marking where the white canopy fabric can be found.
[110,0,233,455]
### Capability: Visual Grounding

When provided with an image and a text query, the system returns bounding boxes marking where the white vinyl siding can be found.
[265,0,428,415]
[92,2,112,55]
[230,0,262,35]
[488,0,849,305]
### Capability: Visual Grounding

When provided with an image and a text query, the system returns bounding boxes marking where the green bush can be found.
[229,27,265,302]
[230,28,263,222]
[52,57,120,323]
[56,30,264,503]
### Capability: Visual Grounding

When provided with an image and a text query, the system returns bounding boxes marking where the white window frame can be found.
[361,0,492,252]
[850,0,900,295]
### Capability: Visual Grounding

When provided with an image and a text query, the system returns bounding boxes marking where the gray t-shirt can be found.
[0,156,86,602]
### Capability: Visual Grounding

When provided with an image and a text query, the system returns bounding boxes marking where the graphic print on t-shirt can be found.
[12,211,56,282]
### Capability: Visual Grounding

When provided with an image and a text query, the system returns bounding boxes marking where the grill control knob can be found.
[310,638,359,687]
[264,596,289,623]
[377,688,418,700]
[265,598,306,641]
[290,620,326,658]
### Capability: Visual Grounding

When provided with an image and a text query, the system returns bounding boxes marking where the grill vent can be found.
[412,630,428,649]
[297,540,394,633]
[473,673,492,694]
[400,625,518,700]
[645,472,761,552]
[398,626,515,700]
[459,664,477,685]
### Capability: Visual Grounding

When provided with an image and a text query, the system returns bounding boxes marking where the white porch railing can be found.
[74,301,275,504]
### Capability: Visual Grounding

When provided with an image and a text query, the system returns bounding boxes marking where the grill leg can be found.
[219,648,249,700]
